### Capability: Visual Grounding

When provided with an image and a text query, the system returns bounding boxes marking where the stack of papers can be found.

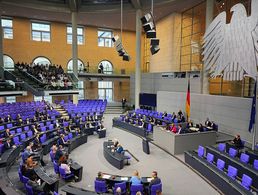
[121,177,128,181]
[102,174,111,179]
[147,178,152,182]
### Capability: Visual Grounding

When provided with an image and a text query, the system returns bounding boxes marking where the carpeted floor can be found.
[8,114,220,195]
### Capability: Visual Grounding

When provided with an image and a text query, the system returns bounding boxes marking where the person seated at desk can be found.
[26,155,38,169]
[177,124,183,134]
[51,143,58,156]
[132,113,137,119]
[60,159,72,174]
[187,121,194,128]
[4,138,16,150]
[170,124,177,134]
[58,134,70,147]
[27,174,48,194]
[124,116,129,123]
[5,115,12,123]
[3,129,12,138]
[24,117,30,125]
[116,144,124,154]
[130,170,141,185]
[16,114,23,126]
[31,116,37,123]
[198,123,204,132]
[96,171,105,181]
[0,117,4,124]
[31,125,39,134]
[55,119,61,128]
[178,110,183,117]
[54,145,64,162]
[231,134,243,149]
[149,171,161,192]
[162,111,167,118]
[32,134,42,151]
[205,118,211,127]
[139,120,145,128]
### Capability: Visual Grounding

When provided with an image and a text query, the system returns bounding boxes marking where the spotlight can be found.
[150,38,160,55]
[141,13,152,24]
[118,49,125,56]
[146,30,156,38]
[123,53,130,61]
[150,45,160,55]
[143,22,155,32]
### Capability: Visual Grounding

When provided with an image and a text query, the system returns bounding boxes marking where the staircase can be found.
[54,104,70,120]
[105,102,125,114]
[4,70,45,96]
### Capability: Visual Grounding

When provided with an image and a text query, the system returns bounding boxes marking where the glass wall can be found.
[180,2,206,72]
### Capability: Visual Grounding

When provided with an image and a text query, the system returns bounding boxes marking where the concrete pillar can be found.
[0,17,4,78]
[72,12,78,76]
[201,0,214,94]
[71,12,79,104]
[135,9,142,109]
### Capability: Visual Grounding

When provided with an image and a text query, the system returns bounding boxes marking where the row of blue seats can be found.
[198,146,255,191]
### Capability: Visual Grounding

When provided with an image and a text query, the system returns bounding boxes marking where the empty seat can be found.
[227,165,238,180]
[217,143,226,152]
[198,146,205,158]
[20,133,26,141]
[6,123,13,128]
[16,128,22,133]
[240,153,250,164]
[241,174,252,190]
[24,126,29,131]
[254,159,258,170]
[217,159,225,170]
[228,148,238,158]
[206,153,214,164]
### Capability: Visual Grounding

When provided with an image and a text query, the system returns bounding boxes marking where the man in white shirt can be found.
[60,162,71,174]
[177,124,183,134]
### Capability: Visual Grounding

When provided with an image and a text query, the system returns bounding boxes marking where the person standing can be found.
[122,97,126,109]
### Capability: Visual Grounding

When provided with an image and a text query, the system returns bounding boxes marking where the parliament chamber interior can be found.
[0,0,258,194]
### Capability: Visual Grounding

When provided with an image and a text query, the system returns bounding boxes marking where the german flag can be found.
[185,80,190,119]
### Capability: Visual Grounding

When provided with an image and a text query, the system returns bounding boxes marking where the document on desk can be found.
[102,174,111,179]
[147,178,152,182]
[121,177,128,181]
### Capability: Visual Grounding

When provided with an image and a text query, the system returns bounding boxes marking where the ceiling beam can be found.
[69,0,82,12]
[130,0,142,9]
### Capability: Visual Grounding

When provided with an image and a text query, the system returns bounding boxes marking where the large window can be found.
[34,96,52,103]
[6,97,16,103]
[98,60,113,74]
[31,22,51,42]
[33,56,51,65]
[67,26,84,45]
[1,18,13,39]
[98,30,113,47]
[67,59,84,73]
[98,81,113,101]
[78,81,84,100]
[3,55,15,70]
[180,2,206,71]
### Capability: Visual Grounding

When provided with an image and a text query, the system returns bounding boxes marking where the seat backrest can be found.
[198,145,205,157]
[64,135,69,142]
[241,174,252,190]
[94,180,107,193]
[68,133,73,139]
[7,123,13,128]
[206,153,214,163]
[228,148,237,158]
[24,126,29,131]
[217,143,226,152]
[254,159,258,170]
[114,181,126,192]
[20,133,26,140]
[217,159,225,170]
[59,166,66,177]
[16,128,22,133]
[151,183,162,195]
[240,153,250,164]
[27,131,33,137]
[227,165,238,180]
[25,183,34,195]
[130,184,143,194]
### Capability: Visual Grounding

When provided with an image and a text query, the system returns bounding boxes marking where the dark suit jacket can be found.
[149,177,161,189]
[27,180,45,193]
[4,141,12,150]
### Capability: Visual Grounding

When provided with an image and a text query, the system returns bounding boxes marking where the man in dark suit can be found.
[27,174,47,194]
[122,97,126,109]
[149,171,161,192]
[4,138,13,150]
[4,115,12,123]
[4,129,11,138]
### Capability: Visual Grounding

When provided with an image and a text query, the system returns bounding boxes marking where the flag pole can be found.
[252,77,257,151]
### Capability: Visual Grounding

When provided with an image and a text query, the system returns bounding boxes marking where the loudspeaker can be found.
[150,45,160,55]
[146,30,156,38]
[150,38,159,46]
[143,22,154,32]
[123,53,130,61]
[141,13,152,24]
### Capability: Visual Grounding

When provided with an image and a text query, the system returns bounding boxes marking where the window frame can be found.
[97,29,113,47]
[66,25,85,45]
[98,60,113,74]
[1,18,13,39]
[31,21,51,42]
